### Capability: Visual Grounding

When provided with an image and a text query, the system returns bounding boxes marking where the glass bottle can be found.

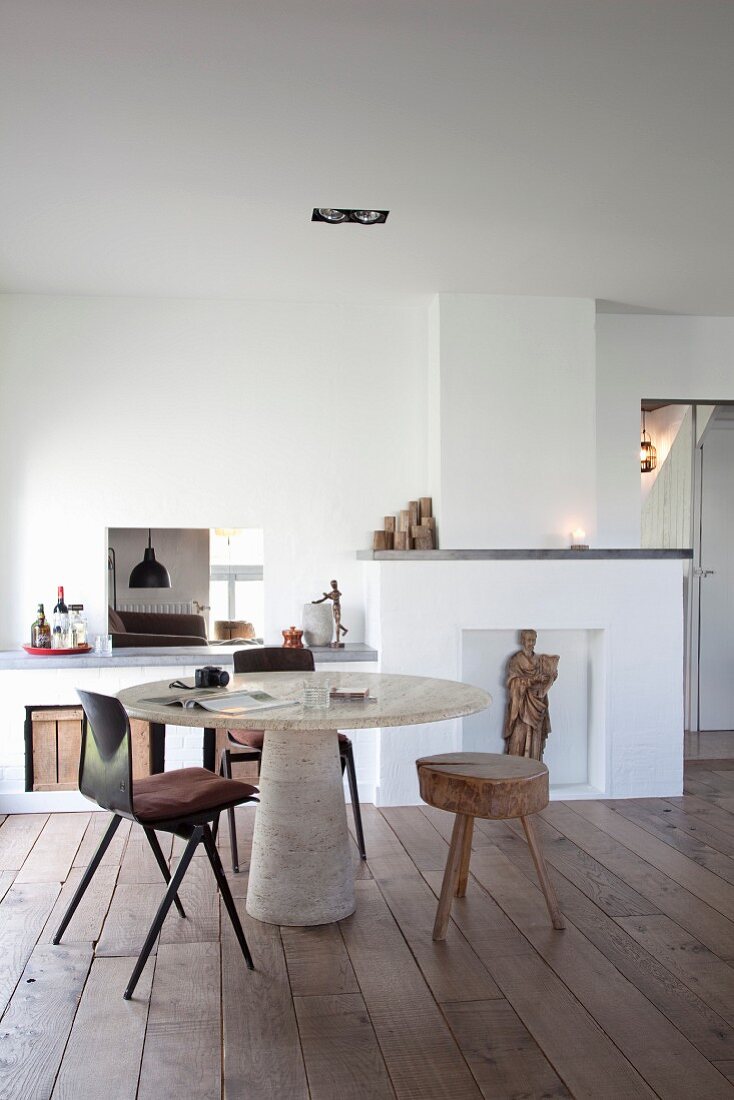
[31,603,51,648]
[69,604,87,648]
[52,586,70,649]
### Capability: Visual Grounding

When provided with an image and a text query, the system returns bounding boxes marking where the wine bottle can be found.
[31,603,51,648]
[52,586,70,649]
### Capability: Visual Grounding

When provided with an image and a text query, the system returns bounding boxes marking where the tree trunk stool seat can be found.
[416,752,566,940]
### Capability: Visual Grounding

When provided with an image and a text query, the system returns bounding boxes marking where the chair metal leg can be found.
[201,824,254,970]
[211,751,227,845]
[203,727,216,771]
[343,742,367,860]
[53,814,122,945]
[124,827,202,1000]
[143,826,186,918]
[220,749,240,873]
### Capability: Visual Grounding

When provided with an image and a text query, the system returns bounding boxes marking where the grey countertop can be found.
[357,548,693,560]
[0,642,378,672]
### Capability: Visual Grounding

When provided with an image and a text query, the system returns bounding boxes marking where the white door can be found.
[698,423,734,730]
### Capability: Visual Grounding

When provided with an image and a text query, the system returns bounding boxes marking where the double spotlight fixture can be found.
[312,207,389,225]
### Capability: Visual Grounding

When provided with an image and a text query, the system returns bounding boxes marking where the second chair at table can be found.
[217,646,367,872]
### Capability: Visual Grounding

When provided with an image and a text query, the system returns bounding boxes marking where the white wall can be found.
[5,303,733,658]
[435,295,597,548]
[367,558,684,804]
[596,316,734,546]
[0,295,428,649]
[0,293,715,804]
[426,297,442,529]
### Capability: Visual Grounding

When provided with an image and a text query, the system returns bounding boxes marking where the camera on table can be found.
[195,665,230,688]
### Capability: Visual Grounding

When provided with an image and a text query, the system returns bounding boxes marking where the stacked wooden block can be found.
[373,496,437,551]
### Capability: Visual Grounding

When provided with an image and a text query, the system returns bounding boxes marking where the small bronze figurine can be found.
[502,629,559,761]
[312,580,348,648]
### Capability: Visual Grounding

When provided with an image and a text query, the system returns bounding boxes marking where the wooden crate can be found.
[130,720,154,780]
[30,707,83,791]
[27,707,153,791]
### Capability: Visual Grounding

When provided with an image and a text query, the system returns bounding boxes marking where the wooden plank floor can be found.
[1,760,734,1099]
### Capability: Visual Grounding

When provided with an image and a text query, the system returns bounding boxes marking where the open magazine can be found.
[141,688,297,716]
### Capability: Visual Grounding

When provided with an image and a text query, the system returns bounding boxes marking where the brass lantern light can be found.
[640,411,657,473]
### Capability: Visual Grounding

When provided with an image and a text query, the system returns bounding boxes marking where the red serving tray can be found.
[22,644,93,656]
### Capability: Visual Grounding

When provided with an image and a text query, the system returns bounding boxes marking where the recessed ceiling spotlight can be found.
[351,210,383,224]
[316,208,348,223]
[312,208,389,224]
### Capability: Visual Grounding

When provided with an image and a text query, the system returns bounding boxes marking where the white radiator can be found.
[119,601,194,614]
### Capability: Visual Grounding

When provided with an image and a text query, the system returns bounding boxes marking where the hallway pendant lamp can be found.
[640,412,657,473]
[129,529,172,588]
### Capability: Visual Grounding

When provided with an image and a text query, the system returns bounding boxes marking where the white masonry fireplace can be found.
[362,550,688,806]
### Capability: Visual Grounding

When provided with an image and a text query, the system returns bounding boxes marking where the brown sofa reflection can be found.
[108,607,208,648]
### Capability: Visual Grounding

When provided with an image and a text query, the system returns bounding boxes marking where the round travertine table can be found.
[118,671,491,926]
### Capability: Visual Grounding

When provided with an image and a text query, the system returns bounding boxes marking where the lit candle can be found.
[570,528,589,550]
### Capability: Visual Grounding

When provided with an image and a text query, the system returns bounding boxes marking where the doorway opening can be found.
[640,402,734,756]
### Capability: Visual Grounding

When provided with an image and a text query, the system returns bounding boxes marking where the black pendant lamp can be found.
[129,529,172,588]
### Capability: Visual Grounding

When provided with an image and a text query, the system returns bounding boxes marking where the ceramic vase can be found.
[302,602,333,647]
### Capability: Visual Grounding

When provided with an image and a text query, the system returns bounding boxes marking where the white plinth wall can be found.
[364,559,684,804]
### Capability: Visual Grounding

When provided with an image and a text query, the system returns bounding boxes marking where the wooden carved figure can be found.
[312,579,348,648]
[502,630,559,761]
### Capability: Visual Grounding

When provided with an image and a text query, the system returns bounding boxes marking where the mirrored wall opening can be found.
[106,527,264,642]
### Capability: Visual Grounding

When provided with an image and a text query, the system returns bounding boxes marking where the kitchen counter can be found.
[0,642,378,672]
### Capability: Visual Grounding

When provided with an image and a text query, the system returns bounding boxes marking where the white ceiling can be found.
[2,1,733,312]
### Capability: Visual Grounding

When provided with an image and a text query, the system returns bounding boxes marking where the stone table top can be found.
[117,671,491,731]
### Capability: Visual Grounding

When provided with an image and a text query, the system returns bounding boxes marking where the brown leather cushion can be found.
[133,767,257,822]
[228,728,349,750]
[108,606,126,633]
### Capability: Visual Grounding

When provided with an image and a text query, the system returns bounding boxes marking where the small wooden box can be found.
[26,706,153,791]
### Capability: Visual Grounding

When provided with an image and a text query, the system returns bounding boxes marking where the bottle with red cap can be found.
[52,586,70,648]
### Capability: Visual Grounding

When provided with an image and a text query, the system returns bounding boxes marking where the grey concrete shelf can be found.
[0,642,378,672]
[357,548,693,561]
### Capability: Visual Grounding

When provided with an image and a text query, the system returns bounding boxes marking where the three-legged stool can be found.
[416,752,565,940]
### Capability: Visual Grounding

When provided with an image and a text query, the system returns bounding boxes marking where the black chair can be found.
[216,647,367,872]
[53,689,258,1000]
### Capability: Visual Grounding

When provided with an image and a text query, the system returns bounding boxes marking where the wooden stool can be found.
[416,752,565,940]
